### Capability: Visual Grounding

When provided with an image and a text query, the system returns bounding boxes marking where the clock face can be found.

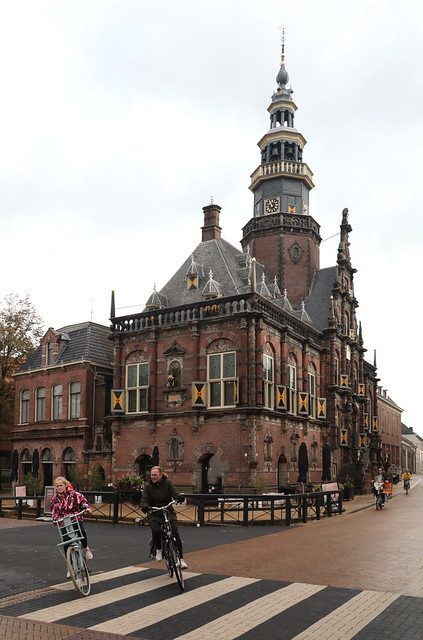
[264,198,280,214]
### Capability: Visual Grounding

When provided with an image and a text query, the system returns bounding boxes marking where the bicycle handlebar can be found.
[149,499,178,512]
[54,509,88,523]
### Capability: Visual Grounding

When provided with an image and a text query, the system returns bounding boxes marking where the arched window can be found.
[63,447,76,480]
[21,448,32,477]
[69,381,80,419]
[166,429,184,462]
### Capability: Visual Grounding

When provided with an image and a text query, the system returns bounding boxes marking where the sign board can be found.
[44,486,56,515]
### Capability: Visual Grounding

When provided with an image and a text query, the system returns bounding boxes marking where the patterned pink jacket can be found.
[50,487,91,521]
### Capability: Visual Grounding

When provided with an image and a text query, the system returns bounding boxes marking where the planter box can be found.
[342,487,354,501]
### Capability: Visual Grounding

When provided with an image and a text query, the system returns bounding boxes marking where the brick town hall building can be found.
[12,41,402,494]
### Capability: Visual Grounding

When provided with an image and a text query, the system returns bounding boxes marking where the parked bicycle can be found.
[143,500,185,592]
[55,510,91,596]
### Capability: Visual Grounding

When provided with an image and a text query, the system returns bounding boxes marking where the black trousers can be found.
[150,519,183,558]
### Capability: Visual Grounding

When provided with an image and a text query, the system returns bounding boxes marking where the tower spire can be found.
[276,24,289,89]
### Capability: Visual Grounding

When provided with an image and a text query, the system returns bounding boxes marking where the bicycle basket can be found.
[56,514,84,547]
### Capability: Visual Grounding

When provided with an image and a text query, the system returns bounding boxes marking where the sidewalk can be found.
[176,478,422,596]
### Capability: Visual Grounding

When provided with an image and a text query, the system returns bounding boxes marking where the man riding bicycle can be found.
[141,466,187,569]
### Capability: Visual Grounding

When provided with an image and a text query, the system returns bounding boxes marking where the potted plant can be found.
[114,473,144,506]
[90,465,105,503]
[340,476,355,501]
[22,473,41,506]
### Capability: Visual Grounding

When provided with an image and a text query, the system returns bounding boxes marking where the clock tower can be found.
[241,29,321,307]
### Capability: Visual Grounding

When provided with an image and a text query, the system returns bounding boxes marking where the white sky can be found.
[1,0,422,436]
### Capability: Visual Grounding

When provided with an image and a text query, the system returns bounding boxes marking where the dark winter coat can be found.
[141,476,181,522]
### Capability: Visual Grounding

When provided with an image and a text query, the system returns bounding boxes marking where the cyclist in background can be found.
[50,476,93,568]
[141,466,187,569]
[402,470,412,490]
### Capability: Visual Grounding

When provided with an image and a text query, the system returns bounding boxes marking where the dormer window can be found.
[46,341,53,365]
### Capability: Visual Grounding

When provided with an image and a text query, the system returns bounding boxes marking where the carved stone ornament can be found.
[288,242,303,264]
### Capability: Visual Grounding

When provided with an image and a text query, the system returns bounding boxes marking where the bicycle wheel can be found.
[168,540,184,592]
[67,545,91,596]
[163,541,173,577]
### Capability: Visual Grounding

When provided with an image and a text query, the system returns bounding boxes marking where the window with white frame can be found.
[287,364,296,414]
[308,372,316,418]
[20,389,30,423]
[52,384,62,421]
[126,363,149,413]
[207,352,236,408]
[36,387,45,422]
[263,354,274,409]
[69,381,81,419]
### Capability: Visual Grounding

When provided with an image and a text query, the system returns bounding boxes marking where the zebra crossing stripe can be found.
[20,569,198,624]
[172,582,326,640]
[89,575,261,635]
[55,565,148,590]
[290,590,400,640]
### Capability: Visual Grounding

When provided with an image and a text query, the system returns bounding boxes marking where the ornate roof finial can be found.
[210,195,214,204]
[279,24,286,67]
[276,24,289,88]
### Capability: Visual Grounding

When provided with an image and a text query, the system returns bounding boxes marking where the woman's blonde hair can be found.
[151,466,168,480]
[54,476,70,487]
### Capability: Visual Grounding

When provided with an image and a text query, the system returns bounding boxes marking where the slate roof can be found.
[156,238,258,308]
[19,322,114,373]
[149,234,338,334]
[303,266,337,332]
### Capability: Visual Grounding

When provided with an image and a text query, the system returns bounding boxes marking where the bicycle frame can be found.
[148,500,184,592]
[55,510,91,597]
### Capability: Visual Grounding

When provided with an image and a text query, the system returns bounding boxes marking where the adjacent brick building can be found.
[12,322,113,488]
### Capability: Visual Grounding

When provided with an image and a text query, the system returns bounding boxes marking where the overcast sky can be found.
[1,0,422,437]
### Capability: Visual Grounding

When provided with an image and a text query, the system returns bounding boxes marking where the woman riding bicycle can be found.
[141,466,187,569]
[50,476,93,573]
[402,470,412,490]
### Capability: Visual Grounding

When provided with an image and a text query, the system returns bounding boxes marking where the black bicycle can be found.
[147,500,185,592]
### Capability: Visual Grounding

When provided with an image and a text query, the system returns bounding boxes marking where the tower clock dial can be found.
[264,197,280,214]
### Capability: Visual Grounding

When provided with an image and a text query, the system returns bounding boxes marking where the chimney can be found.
[202,203,222,241]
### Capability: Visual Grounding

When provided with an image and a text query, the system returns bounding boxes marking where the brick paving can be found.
[0,478,421,639]
[180,479,423,597]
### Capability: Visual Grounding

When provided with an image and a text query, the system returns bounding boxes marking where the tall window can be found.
[308,372,316,418]
[334,357,339,386]
[207,352,236,408]
[52,384,62,420]
[263,354,274,409]
[46,341,53,365]
[36,387,46,422]
[69,381,81,419]
[287,364,296,414]
[20,389,30,423]
[126,363,149,413]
